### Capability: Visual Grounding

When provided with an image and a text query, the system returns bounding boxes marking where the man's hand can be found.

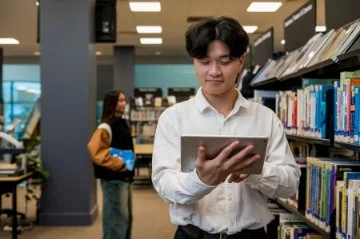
[195,141,260,185]
[227,174,249,183]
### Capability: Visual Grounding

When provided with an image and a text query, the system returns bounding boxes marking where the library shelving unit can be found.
[275,199,332,238]
[251,19,360,239]
[129,105,165,185]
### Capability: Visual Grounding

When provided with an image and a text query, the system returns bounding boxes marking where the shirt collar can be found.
[194,87,250,113]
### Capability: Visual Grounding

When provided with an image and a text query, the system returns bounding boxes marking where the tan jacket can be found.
[87,128,126,172]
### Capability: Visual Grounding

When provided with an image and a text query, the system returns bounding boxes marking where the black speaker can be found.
[95,0,117,43]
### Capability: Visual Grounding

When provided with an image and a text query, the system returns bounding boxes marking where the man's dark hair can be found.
[185,16,249,59]
[101,89,124,124]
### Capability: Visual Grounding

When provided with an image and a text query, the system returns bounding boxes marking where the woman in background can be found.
[88,89,134,239]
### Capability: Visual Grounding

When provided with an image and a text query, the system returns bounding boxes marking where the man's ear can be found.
[238,55,245,73]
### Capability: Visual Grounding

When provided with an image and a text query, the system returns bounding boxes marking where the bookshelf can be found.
[275,199,333,239]
[249,18,360,239]
[286,134,331,146]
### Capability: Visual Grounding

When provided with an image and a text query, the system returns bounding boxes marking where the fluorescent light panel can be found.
[243,26,258,33]
[34,51,41,55]
[136,26,162,33]
[0,38,19,44]
[315,26,326,32]
[247,2,282,12]
[129,2,161,12]
[140,38,162,44]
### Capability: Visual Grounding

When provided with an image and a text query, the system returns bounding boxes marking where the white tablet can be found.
[181,134,268,174]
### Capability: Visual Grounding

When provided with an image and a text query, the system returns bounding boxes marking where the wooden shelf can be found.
[0,148,25,155]
[334,141,360,152]
[280,59,335,82]
[337,48,360,62]
[251,77,278,88]
[276,199,330,238]
[286,134,331,146]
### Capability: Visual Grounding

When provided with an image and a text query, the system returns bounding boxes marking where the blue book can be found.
[334,81,339,139]
[110,148,135,171]
[355,86,360,145]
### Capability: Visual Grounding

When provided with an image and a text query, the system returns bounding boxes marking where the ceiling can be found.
[0,0,325,58]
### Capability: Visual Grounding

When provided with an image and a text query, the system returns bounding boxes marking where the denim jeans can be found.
[101,180,133,239]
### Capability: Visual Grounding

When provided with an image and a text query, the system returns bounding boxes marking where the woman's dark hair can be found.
[185,16,249,59]
[101,89,124,123]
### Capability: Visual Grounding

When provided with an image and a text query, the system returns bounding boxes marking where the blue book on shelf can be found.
[319,85,333,138]
[110,148,135,171]
[355,86,360,145]
[334,81,339,140]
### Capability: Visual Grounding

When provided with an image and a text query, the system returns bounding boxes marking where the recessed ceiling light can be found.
[34,51,41,55]
[136,26,162,34]
[140,38,162,44]
[155,51,162,55]
[0,38,20,44]
[281,39,286,45]
[129,2,161,12]
[315,26,326,32]
[36,1,39,6]
[247,2,282,12]
[96,51,102,55]
[243,26,258,33]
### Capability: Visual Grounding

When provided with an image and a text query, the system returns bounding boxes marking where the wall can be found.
[3,64,200,97]
[135,64,199,96]
[4,64,40,81]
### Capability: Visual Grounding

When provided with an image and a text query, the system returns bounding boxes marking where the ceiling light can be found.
[315,26,326,32]
[243,26,258,33]
[129,2,161,12]
[96,51,102,55]
[136,26,162,34]
[155,51,162,55]
[36,1,39,6]
[140,38,162,44]
[281,39,286,45]
[247,2,282,12]
[34,51,41,55]
[0,38,20,44]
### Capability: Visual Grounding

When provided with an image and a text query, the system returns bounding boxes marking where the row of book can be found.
[335,172,360,239]
[251,18,360,86]
[275,79,334,139]
[130,122,157,138]
[130,108,164,122]
[334,71,360,144]
[278,213,325,239]
[304,157,360,236]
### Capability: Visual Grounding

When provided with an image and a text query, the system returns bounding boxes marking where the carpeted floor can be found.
[0,179,177,239]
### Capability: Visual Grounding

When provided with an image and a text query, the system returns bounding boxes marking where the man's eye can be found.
[220,60,231,65]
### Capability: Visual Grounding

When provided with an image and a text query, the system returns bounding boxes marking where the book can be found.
[110,148,135,171]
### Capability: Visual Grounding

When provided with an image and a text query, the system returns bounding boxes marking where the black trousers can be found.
[174,225,267,239]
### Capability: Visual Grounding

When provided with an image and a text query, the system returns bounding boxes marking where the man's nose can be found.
[209,62,221,76]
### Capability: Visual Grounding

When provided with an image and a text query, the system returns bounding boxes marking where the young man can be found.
[152,16,300,238]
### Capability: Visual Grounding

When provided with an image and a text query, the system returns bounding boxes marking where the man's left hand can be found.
[227,174,249,183]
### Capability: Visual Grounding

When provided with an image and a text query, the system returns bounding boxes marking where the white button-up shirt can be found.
[151,88,300,235]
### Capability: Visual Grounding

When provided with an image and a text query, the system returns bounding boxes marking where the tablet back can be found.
[181,135,268,174]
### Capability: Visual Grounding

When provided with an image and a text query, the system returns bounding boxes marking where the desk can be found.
[0,173,32,239]
[134,144,153,155]
[134,144,153,186]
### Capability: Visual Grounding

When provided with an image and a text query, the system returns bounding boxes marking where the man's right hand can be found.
[194,141,260,185]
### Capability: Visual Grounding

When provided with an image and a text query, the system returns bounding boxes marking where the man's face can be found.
[116,93,127,114]
[193,40,244,97]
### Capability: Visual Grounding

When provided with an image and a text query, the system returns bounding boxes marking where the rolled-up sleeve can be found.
[151,107,216,205]
[245,114,301,198]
